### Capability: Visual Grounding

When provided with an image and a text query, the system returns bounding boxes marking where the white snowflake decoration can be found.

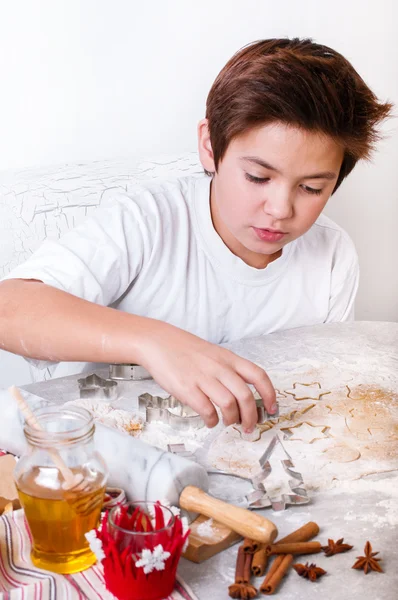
[136,544,171,574]
[148,501,181,527]
[158,499,181,516]
[169,505,181,517]
[85,530,106,562]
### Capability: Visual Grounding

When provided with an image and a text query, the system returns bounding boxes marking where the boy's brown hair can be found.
[206,38,393,192]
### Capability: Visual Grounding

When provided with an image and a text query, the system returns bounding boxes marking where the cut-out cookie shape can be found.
[281,421,330,443]
[235,404,317,443]
[323,445,361,463]
[235,418,280,442]
[284,382,331,401]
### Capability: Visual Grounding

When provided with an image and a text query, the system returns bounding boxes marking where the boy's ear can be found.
[197,119,216,173]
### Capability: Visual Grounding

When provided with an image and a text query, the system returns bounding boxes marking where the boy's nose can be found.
[263,190,293,220]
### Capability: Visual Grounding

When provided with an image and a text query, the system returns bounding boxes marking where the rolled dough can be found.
[208,364,398,491]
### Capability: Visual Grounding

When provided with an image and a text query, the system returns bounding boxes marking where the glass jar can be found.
[104,502,179,600]
[14,405,108,574]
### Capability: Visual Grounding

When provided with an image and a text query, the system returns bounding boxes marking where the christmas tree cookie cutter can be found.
[170,436,309,511]
[138,393,205,432]
[245,434,309,511]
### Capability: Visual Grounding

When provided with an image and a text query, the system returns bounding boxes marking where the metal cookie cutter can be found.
[167,443,197,461]
[254,391,279,422]
[138,393,205,432]
[77,373,118,401]
[109,363,152,381]
[245,434,309,511]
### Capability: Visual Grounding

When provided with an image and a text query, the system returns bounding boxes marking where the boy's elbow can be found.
[0,278,42,320]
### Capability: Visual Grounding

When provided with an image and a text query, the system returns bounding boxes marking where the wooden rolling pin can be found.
[179,486,277,544]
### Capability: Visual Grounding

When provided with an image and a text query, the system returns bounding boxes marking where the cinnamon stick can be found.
[243,537,260,554]
[252,544,269,577]
[235,545,246,583]
[260,554,294,595]
[277,521,319,544]
[243,552,253,584]
[259,522,320,595]
[267,541,322,556]
[229,543,258,599]
[261,555,284,583]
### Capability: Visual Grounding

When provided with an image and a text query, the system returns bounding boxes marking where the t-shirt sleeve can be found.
[326,231,359,323]
[1,194,152,307]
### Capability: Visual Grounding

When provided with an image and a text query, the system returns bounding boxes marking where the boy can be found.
[0,38,392,433]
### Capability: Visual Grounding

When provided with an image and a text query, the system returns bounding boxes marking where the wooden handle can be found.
[8,385,76,486]
[179,486,278,544]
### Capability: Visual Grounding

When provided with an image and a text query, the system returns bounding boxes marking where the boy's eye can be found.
[246,173,323,196]
[245,173,270,184]
[301,184,323,196]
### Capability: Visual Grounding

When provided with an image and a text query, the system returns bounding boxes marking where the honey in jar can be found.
[14,405,108,574]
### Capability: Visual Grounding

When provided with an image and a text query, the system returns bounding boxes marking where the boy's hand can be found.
[136,321,277,432]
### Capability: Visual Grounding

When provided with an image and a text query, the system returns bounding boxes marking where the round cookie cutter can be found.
[138,392,205,432]
[109,363,152,381]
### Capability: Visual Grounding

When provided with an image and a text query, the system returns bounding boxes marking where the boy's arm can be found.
[0,278,276,431]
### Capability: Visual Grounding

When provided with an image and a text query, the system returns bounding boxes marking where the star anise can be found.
[322,537,353,557]
[293,562,327,582]
[228,583,257,599]
[352,541,383,574]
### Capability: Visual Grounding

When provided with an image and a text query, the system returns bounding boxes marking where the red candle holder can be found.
[90,501,190,600]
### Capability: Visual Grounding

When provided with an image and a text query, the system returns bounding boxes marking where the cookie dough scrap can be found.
[284,382,331,401]
[339,385,398,442]
[346,384,398,403]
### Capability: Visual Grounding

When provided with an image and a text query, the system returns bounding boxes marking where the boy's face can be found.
[198,121,344,268]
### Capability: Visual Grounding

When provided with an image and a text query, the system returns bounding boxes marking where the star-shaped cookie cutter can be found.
[245,434,309,511]
[138,393,205,432]
[77,373,118,401]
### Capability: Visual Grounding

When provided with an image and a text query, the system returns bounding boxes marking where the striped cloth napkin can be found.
[0,510,198,600]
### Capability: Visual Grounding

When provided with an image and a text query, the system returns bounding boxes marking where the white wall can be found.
[0,0,397,324]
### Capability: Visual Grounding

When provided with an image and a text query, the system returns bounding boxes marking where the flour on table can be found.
[139,421,212,453]
[65,398,143,435]
[196,518,215,539]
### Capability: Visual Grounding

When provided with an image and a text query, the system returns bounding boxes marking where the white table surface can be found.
[23,321,398,600]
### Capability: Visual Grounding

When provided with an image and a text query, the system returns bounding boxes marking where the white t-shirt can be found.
[4,175,359,376]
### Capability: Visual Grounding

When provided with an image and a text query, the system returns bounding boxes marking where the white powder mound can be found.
[139,421,211,453]
[65,398,143,435]
[196,518,215,539]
